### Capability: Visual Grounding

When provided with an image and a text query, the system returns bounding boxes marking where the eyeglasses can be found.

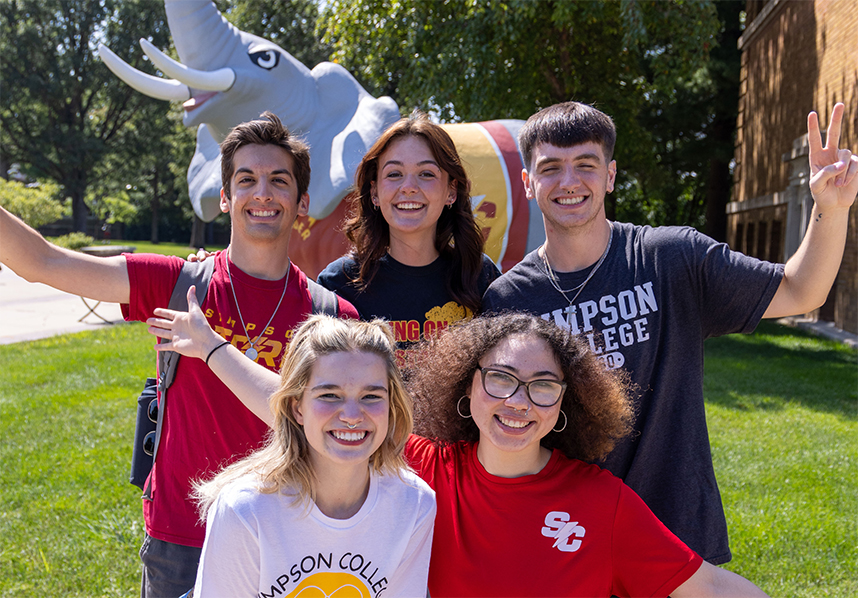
[477,367,566,407]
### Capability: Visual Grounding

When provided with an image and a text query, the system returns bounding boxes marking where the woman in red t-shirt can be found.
[402,312,769,597]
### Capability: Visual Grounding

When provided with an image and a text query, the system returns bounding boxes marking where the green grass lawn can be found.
[0,321,854,596]
[705,321,857,597]
[0,324,151,596]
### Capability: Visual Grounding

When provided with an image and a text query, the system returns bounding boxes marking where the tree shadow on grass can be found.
[704,322,858,420]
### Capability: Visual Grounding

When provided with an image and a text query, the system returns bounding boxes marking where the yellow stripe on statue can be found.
[441,123,511,266]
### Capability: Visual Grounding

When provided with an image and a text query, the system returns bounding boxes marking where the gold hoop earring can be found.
[552,410,568,433]
[456,396,472,419]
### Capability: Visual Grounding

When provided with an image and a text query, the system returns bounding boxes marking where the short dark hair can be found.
[220,111,311,201]
[407,312,634,463]
[518,101,617,170]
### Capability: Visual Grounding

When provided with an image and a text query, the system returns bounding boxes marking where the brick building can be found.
[730,0,857,333]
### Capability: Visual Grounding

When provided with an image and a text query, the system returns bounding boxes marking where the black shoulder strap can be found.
[158,259,216,389]
[306,278,339,317]
[149,259,215,472]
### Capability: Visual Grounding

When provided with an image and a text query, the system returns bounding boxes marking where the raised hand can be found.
[765,102,857,318]
[807,102,858,210]
[147,286,225,360]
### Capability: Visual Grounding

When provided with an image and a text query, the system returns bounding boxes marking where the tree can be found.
[320,0,727,228]
[0,0,173,232]
[703,0,743,242]
[90,103,196,243]
[628,0,742,237]
[0,179,66,228]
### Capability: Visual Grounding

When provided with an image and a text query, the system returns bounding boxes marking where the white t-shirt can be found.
[193,469,436,598]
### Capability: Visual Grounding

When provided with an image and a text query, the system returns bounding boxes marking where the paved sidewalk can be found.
[777,316,858,349]
[0,266,126,344]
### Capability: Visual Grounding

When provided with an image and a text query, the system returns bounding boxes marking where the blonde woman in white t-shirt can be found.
[182,315,435,597]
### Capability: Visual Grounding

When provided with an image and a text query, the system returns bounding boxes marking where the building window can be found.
[757,221,768,260]
[770,220,783,262]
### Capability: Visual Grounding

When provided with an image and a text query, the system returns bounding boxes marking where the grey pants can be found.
[140,534,202,598]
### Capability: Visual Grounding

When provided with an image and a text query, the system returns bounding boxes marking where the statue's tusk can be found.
[139,39,235,92]
[97,43,190,102]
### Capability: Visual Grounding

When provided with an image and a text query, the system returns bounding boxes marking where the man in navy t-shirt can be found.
[483,101,857,564]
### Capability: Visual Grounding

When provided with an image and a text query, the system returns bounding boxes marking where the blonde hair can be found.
[194,315,413,519]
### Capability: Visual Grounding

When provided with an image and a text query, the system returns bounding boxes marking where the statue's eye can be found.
[249,50,279,70]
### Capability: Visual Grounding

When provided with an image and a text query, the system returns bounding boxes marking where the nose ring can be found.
[346,422,357,429]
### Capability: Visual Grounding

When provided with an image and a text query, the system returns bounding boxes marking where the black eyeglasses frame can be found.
[476,366,567,407]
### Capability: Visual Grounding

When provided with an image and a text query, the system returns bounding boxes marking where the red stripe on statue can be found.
[479,120,528,271]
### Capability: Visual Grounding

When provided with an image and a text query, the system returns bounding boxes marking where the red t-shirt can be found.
[123,251,357,547]
[405,435,702,597]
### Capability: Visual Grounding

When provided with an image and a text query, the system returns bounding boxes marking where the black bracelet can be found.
[205,341,231,366]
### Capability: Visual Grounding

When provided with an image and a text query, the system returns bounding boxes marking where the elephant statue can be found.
[98,0,543,277]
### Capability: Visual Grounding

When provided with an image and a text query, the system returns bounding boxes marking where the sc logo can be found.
[541,511,586,553]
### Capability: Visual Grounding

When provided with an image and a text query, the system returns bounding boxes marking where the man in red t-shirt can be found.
[0,112,358,596]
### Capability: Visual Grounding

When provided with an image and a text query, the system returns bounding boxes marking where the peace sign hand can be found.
[808,102,858,210]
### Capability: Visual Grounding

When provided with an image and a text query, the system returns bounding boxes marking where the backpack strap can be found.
[306,278,339,317]
[158,259,216,389]
[144,259,215,497]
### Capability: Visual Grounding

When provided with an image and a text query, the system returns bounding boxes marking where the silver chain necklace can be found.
[540,222,613,307]
[226,255,290,361]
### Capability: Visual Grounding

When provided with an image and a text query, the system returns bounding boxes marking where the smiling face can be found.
[470,334,565,475]
[293,351,390,472]
[220,143,309,246]
[370,135,457,250]
[523,141,617,236]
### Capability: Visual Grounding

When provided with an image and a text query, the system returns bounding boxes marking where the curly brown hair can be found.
[341,111,486,313]
[407,312,635,463]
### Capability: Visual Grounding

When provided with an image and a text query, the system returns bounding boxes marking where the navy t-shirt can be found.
[318,252,500,367]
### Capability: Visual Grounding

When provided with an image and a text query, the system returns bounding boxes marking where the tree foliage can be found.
[320,0,730,229]
[626,0,742,237]
[0,179,67,228]
[0,0,174,232]
[91,104,197,243]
